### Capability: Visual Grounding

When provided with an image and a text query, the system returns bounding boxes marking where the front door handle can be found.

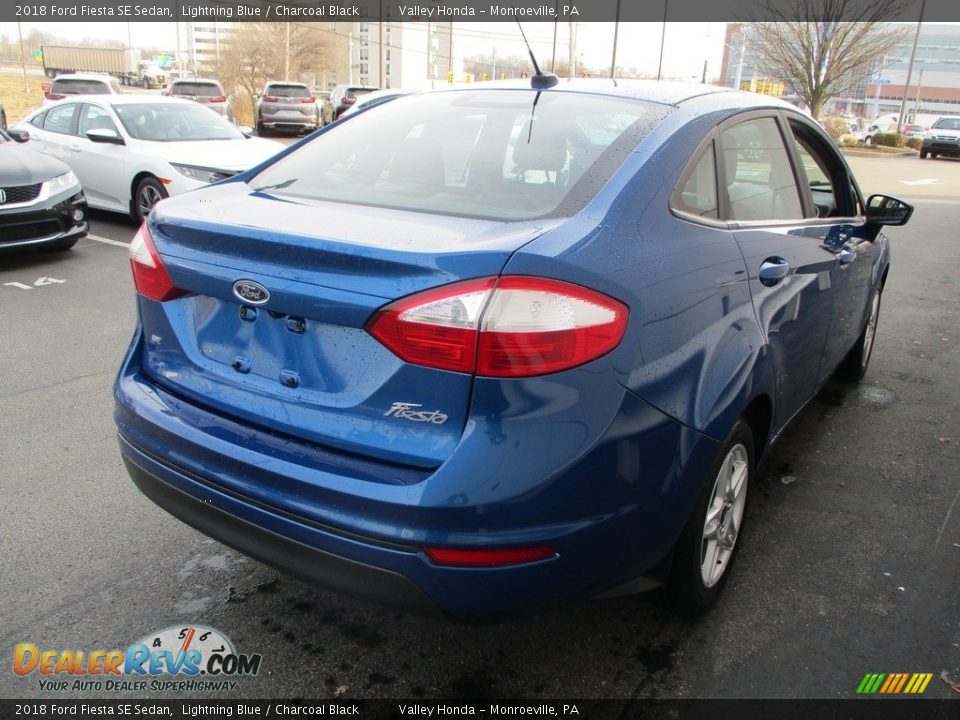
[837,247,857,264]
[758,257,790,287]
[69,145,81,153]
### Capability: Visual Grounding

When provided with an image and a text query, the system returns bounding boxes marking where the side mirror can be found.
[7,128,30,143]
[865,194,913,227]
[86,128,125,145]
[237,125,254,137]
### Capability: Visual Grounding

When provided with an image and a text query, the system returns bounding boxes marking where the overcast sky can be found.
[0,21,730,81]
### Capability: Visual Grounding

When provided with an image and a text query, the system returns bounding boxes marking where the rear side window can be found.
[29,110,48,128]
[251,90,670,221]
[719,117,803,222]
[43,104,77,135]
[673,141,719,220]
[51,79,109,95]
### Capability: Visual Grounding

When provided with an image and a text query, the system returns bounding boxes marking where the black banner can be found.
[4,0,960,24]
[2,699,959,720]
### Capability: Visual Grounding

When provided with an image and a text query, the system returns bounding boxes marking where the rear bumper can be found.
[120,435,442,617]
[115,329,719,621]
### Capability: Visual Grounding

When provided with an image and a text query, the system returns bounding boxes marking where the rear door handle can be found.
[758,258,790,287]
[837,248,857,264]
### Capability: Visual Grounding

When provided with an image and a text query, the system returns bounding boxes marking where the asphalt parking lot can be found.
[1,154,958,701]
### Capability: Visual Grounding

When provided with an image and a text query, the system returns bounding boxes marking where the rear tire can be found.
[919,149,928,159]
[0,110,6,131]
[837,286,882,382]
[665,419,753,617]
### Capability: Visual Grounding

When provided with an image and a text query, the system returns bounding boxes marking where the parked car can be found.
[1,126,88,252]
[339,88,412,119]
[166,78,234,123]
[901,124,927,139]
[114,81,912,622]
[43,73,125,105]
[254,81,321,135]
[15,95,283,223]
[322,84,378,124]
[920,117,960,159]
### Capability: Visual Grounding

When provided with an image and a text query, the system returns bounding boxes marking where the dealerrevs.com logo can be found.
[13,625,262,692]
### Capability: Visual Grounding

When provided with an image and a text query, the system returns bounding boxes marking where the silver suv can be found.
[254,82,320,135]
[166,79,234,123]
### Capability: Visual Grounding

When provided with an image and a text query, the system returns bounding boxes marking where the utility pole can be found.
[448,22,454,81]
[17,21,29,94]
[568,21,576,79]
[897,0,926,134]
[284,23,290,81]
[175,22,182,78]
[379,0,384,88]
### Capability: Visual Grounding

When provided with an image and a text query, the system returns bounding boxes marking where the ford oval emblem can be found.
[233,280,270,306]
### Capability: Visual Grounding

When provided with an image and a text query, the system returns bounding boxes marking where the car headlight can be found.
[171,164,233,183]
[48,171,80,194]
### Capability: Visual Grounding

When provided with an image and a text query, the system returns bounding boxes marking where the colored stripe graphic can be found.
[857,672,932,694]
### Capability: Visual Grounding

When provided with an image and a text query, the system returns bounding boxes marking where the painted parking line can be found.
[86,233,130,248]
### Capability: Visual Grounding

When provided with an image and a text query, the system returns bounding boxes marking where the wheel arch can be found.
[128,172,162,218]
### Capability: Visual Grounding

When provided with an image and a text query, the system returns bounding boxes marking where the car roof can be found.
[171,78,222,85]
[428,79,803,113]
[265,81,309,87]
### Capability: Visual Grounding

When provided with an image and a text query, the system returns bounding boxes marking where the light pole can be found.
[897,0,926,134]
[17,21,28,94]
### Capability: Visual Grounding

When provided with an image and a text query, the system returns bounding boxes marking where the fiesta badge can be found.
[233,279,270,306]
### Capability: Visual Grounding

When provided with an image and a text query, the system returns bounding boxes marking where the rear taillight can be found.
[45,93,66,101]
[129,223,186,302]
[262,95,280,103]
[300,96,315,104]
[207,95,227,103]
[367,276,628,377]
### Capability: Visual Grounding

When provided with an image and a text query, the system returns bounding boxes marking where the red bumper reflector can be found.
[424,546,556,567]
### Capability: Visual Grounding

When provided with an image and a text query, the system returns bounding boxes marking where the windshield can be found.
[933,118,960,130]
[112,102,243,142]
[265,85,311,98]
[51,79,109,95]
[251,89,669,221]
[171,82,223,97]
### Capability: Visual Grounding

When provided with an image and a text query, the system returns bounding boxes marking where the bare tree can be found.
[745,0,912,118]
[215,22,335,124]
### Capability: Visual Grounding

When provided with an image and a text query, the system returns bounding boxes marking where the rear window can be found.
[170,82,223,97]
[251,89,669,221]
[51,79,110,95]
[345,88,375,100]
[265,85,311,98]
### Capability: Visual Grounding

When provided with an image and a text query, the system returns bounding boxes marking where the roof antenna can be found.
[517,22,559,90]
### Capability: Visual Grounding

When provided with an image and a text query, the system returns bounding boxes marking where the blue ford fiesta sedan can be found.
[114,81,912,621]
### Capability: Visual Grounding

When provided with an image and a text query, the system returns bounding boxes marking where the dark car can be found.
[0,127,88,252]
[1,100,7,130]
[322,84,378,124]
[166,78,234,123]
[920,117,960,159]
[254,81,320,135]
[115,81,912,622]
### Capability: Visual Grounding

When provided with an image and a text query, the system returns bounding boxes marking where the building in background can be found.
[184,22,237,75]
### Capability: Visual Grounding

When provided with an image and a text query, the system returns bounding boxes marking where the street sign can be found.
[868,78,892,84]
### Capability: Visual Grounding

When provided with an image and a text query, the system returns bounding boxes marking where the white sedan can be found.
[14,95,284,223]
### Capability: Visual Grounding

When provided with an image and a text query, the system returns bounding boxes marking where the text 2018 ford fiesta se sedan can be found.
[114,81,912,622]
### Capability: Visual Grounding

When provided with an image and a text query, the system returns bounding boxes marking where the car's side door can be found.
[719,112,840,431]
[783,115,876,380]
[69,102,129,212]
